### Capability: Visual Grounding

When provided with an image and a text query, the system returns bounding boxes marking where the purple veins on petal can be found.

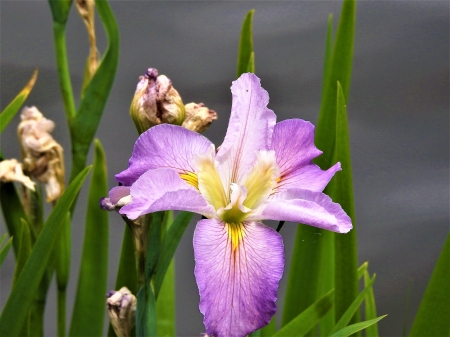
[194,218,284,337]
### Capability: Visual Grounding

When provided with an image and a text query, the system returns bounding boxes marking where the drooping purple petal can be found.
[194,218,284,337]
[216,74,276,190]
[116,124,213,186]
[250,189,352,233]
[119,168,215,220]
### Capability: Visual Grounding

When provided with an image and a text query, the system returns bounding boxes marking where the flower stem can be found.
[57,288,67,337]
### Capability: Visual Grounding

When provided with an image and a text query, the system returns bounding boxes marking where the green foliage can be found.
[409,234,450,336]
[0,167,91,337]
[275,289,334,337]
[69,140,109,337]
[330,316,387,337]
[364,269,379,336]
[0,69,38,134]
[136,286,157,337]
[237,9,255,77]
[0,234,13,266]
[69,0,120,183]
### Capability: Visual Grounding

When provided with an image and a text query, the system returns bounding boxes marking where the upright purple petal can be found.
[250,188,352,233]
[216,74,276,190]
[271,119,341,192]
[116,124,213,186]
[120,168,215,219]
[194,218,284,337]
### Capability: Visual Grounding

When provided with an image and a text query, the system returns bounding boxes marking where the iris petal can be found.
[194,218,284,337]
[116,124,213,186]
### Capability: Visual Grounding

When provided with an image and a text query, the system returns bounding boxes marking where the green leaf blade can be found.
[330,316,387,337]
[275,289,334,337]
[154,212,194,298]
[237,10,255,77]
[0,235,13,266]
[409,234,450,336]
[0,166,91,337]
[69,140,109,337]
[0,69,38,134]
[70,0,120,183]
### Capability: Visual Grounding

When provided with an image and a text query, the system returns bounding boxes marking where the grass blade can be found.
[69,0,120,183]
[275,289,334,337]
[12,219,32,285]
[0,235,13,266]
[136,286,157,337]
[0,166,91,337]
[260,317,276,336]
[237,9,255,77]
[409,233,449,336]
[69,139,109,337]
[330,316,387,337]
[331,273,376,334]
[364,269,379,336]
[0,69,38,134]
[153,212,194,298]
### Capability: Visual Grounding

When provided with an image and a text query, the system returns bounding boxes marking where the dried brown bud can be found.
[130,68,186,134]
[182,102,218,133]
[0,159,35,191]
[18,106,65,202]
[106,287,137,337]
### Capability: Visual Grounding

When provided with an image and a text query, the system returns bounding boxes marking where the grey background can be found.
[1,1,448,336]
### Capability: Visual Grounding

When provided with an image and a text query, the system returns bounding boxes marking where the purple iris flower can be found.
[110,73,352,337]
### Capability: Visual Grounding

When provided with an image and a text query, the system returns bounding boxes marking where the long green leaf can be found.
[275,289,334,337]
[237,10,255,77]
[153,211,194,298]
[156,211,176,337]
[12,219,32,285]
[260,317,276,337]
[69,0,120,183]
[136,286,157,337]
[409,233,450,336]
[329,82,358,322]
[0,182,31,257]
[0,69,38,134]
[330,316,387,337]
[0,235,13,266]
[70,140,109,337]
[364,269,379,336]
[331,274,376,334]
[0,166,91,337]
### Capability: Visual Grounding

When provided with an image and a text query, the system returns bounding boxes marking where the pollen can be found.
[226,222,245,251]
[180,171,199,189]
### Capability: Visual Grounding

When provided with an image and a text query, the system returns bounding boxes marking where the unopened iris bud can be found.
[182,102,218,133]
[130,68,186,134]
[18,106,65,203]
[106,287,137,337]
[0,159,35,191]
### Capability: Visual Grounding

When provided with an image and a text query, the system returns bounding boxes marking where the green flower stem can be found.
[52,22,76,121]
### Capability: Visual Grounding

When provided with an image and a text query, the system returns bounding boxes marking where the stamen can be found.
[180,171,199,189]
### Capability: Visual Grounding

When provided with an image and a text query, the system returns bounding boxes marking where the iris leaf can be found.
[364,269,379,336]
[409,233,449,336]
[0,234,13,267]
[153,211,194,298]
[69,140,109,337]
[0,69,38,134]
[156,211,176,337]
[0,182,31,257]
[275,289,334,337]
[12,219,32,285]
[331,273,376,334]
[0,166,91,337]
[237,9,255,77]
[328,82,358,322]
[69,0,120,183]
[260,317,277,336]
[136,286,157,337]
[330,316,387,337]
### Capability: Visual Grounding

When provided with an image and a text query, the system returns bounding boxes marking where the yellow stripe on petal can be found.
[180,171,199,189]
[226,222,245,251]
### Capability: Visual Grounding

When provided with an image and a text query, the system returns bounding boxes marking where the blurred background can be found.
[1,1,448,336]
